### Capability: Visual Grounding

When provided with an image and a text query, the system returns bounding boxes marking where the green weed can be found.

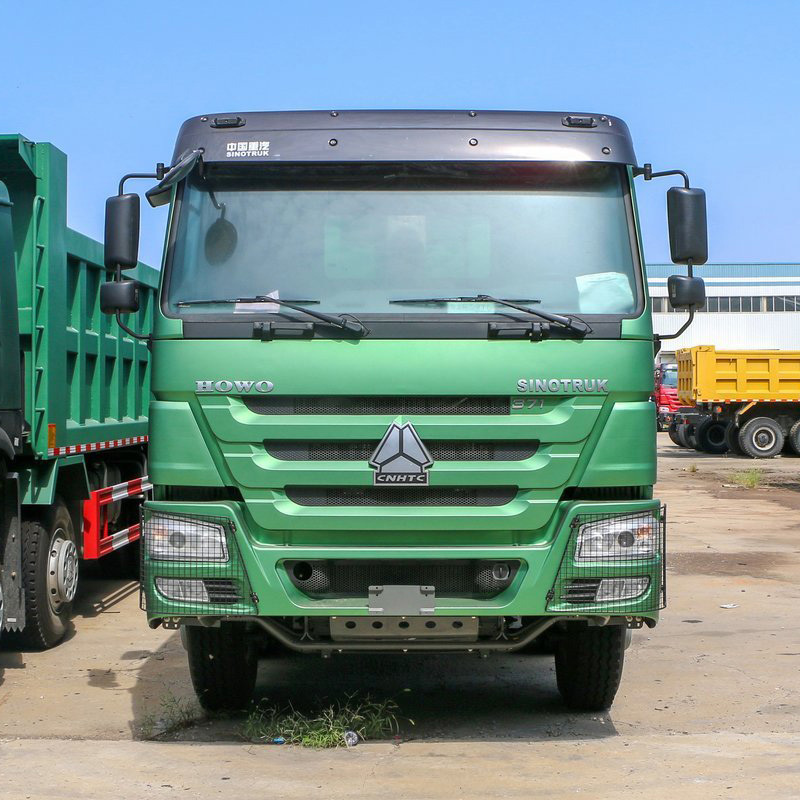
[242,694,401,748]
[731,468,764,489]
[138,690,202,739]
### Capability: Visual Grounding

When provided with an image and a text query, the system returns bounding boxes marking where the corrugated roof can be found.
[646,263,800,279]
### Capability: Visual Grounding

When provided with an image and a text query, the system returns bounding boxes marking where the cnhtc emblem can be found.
[369,422,433,486]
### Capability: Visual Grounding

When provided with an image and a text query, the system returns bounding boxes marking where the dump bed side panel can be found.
[0,135,158,458]
[678,345,800,404]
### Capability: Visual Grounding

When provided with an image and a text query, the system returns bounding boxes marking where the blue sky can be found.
[2,0,798,268]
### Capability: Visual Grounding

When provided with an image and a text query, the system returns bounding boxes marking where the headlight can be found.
[576,513,659,562]
[658,406,670,413]
[143,514,228,561]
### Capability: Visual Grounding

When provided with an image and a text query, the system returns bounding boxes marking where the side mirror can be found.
[104,194,140,270]
[667,187,708,266]
[667,274,705,310]
[101,279,140,315]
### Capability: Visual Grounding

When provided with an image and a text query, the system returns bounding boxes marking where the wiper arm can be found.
[176,297,368,337]
[389,295,592,336]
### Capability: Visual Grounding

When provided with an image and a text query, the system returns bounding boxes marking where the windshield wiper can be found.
[176,297,368,337]
[389,295,592,336]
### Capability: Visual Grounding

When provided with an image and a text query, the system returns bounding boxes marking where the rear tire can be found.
[186,624,258,711]
[686,424,698,450]
[788,420,800,456]
[695,418,729,454]
[738,416,784,459]
[676,423,690,448]
[667,424,682,447]
[10,502,77,649]
[725,422,744,455]
[555,623,626,711]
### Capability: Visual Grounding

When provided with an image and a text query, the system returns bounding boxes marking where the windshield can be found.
[165,162,641,318]
[661,369,678,388]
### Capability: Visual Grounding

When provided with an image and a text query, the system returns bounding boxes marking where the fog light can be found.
[155,577,210,603]
[595,576,650,602]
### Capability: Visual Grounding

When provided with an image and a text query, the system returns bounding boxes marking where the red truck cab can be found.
[655,363,681,429]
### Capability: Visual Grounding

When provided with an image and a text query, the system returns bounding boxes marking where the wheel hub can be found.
[48,532,78,612]
[753,427,776,451]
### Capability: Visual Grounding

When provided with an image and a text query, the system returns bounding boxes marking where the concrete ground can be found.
[2,434,799,799]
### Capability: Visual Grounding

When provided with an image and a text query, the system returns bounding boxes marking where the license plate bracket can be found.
[368,584,435,615]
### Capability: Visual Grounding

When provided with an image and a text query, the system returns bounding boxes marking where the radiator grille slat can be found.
[245,396,510,416]
[285,486,517,507]
[265,440,537,461]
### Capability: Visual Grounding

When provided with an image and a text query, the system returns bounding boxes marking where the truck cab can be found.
[103,110,707,712]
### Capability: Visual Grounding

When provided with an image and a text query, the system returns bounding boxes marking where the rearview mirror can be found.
[104,194,140,270]
[667,274,705,310]
[667,187,708,266]
[101,279,140,315]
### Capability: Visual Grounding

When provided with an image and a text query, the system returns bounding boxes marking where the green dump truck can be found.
[102,111,708,711]
[0,135,157,647]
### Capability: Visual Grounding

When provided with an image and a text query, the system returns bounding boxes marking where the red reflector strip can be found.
[48,435,148,457]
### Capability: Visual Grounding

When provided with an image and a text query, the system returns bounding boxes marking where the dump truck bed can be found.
[677,345,800,405]
[0,134,158,458]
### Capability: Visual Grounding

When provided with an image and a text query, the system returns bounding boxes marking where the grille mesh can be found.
[285,559,520,598]
[140,510,256,616]
[285,486,516,507]
[265,440,537,461]
[547,507,667,614]
[245,396,510,415]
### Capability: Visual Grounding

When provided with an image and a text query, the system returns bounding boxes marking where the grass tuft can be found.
[242,694,401,748]
[731,468,764,489]
[138,691,203,739]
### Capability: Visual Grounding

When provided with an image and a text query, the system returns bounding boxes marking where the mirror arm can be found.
[633,163,691,189]
[118,164,168,196]
[655,308,695,343]
[110,266,149,342]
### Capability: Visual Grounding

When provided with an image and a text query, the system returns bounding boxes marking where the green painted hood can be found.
[149,337,656,545]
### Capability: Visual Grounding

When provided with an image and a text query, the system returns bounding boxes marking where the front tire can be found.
[738,416,784,458]
[186,624,258,711]
[555,623,626,711]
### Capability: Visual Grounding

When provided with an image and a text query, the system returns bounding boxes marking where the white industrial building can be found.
[646,263,800,363]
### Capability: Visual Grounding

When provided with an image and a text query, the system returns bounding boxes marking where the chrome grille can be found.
[285,486,517,507]
[265,440,537,461]
[244,395,510,415]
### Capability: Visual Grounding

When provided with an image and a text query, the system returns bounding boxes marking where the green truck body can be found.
[104,110,707,711]
[0,134,157,645]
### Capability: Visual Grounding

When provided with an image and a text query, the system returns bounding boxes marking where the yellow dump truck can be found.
[674,345,800,458]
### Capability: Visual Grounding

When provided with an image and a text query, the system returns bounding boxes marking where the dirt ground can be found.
[2,434,799,799]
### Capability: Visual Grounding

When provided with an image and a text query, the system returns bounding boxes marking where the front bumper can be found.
[140,499,664,622]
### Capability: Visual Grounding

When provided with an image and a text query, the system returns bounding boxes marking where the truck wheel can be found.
[738,417,784,458]
[186,624,258,711]
[554,623,626,711]
[788,420,800,456]
[667,424,682,447]
[14,502,78,649]
[675,423,690,448]
[725,423,744,456]
[695,418,729,454]
[686,425,698,450]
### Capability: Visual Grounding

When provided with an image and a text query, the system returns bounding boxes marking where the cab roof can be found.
[172,110,637,166]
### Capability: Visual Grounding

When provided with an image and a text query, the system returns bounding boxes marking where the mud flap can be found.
[1,471,24,631]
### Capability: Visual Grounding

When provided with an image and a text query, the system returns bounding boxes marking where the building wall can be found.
[646,264,800,362]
